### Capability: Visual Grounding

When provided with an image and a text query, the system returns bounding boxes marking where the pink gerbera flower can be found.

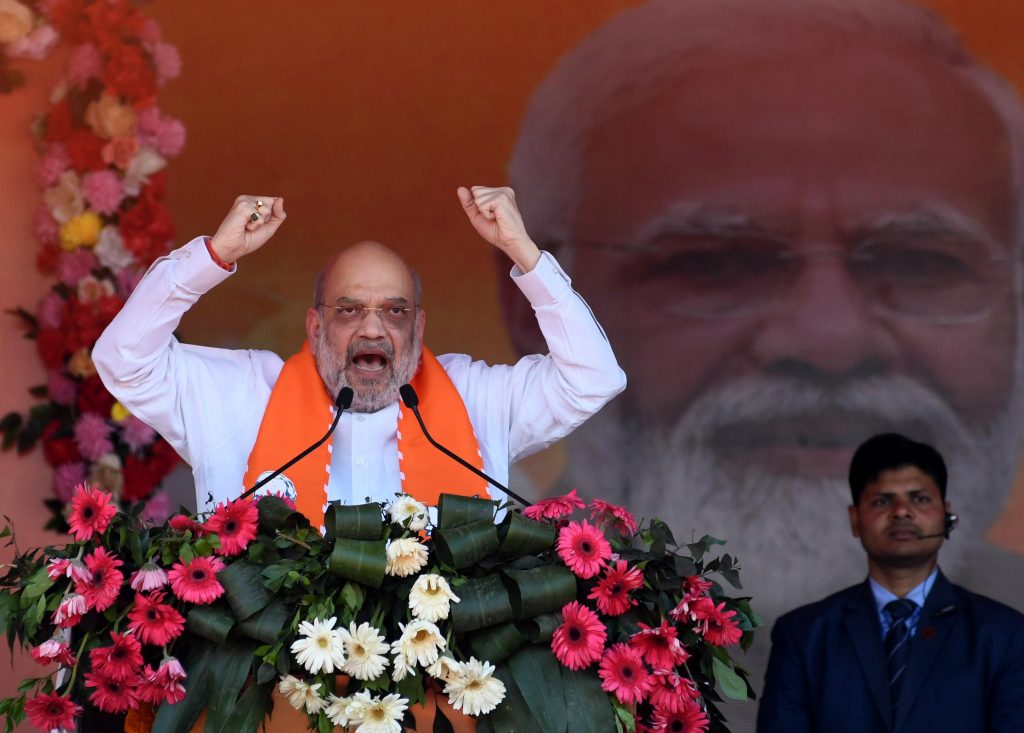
[598,643,653,705]
[129,561,168,592]
[523,489,585,522]
[588,499,639,536]
[551,601,607,670]
[31,638,76,667]
[53,593,87,628]
[47,556,90,582]
[629,621,688,671]
[649,671,700,714]
[128,591,185,646]
[556,520,612,579]
[203,499,259,556]
[75,547,124,612]
[89,632,143,681]
[669,576,714,622]
[588,560,644,616]
[168,513,203,534]
[690,598,743,647]
[67,483,118,541]
[84,671,138,713]
[168,555,225,604]
[25,691,81,731]
[651,699,709,733]
[135,662,186,705]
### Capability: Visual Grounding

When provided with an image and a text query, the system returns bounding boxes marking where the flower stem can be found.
[275,531,312,552]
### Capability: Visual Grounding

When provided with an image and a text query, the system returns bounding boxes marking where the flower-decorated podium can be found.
[1,486,759,733]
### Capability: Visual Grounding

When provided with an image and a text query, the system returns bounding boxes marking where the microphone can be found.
[399,384,532,507]
[914,512,959,540]
[238,387,354,502]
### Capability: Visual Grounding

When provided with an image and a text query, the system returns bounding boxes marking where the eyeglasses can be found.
[571,234,1011,324]
[317,302,416,328]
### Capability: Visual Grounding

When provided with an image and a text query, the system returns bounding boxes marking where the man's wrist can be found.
[205,237,234,271]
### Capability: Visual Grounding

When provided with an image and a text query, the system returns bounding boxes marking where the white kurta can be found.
[93,237,626,511]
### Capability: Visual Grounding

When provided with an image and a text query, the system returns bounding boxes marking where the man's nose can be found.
[748,252,900,379]
[356,309,387,339]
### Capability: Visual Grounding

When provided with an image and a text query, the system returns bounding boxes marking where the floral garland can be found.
[0,0,185,528]
[0,487,760,733]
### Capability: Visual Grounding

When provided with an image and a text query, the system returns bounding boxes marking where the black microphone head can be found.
[399,384,419,408]
[335,387,354,410]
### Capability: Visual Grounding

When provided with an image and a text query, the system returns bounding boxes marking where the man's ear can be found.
[848,504,861,538]
[306,308,321,345]
[495,251,546,356]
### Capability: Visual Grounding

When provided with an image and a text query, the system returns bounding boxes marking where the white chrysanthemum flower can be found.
[325,693,354,727]
[339,621,390,680]
[385,538,429,577]
[426,654,463,683]
[290,616,346,674]
[346,691,408,733]
[391,619,446,670]
[278,675,325,714]
[391,649,414,682]
[388,494,429,532]
[444,657,506,717]
[408,574,461,622]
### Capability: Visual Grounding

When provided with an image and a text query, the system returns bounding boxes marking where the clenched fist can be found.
[458,186,541,273]
[209,195,287,264]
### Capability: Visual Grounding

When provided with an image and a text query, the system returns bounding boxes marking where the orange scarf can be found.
[242,342,487,528]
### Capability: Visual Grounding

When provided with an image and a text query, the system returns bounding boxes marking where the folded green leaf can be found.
[256,496,308,533]
[517,612,562,644]
[450,573,514,633]
[498,512,557,557]
[236,600,290,644]
[712,656,750,701]
[218,561,272,621]
[436,494,494,529]
[560,665,616,733]
[434,521,500,569]
[463,621,528,664]
[329,538,387,589]
[325,502,384,541]
[480,662,546,732]
[503,566,577,620]
[186,604,236,645]
[508,644,567,733]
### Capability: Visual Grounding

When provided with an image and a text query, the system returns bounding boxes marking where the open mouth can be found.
[350,350,391,374]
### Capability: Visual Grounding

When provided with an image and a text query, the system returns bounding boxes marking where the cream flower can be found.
[385,538,428,577]
[391,620,445,670]
[426,654,463,683]
[95,226,135,270]
[290,617,346,674]
[278,675,325,714]
[390,649,413,682]
[88,453,123,497]
[77,275,115,304]
[67,348,97,379]
[122,148,166,196]
[409,574,460,622]
[84,94,138,140]
[0,0,33,44]
[325,693,354,727]
[43,171,84,224]
[346,691,408,733]
[388,494,429,531]
[339,621,389,681]
[443,657,506,717]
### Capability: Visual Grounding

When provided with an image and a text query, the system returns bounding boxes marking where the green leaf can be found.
[152,642,214,733]
[718,568,742,589]
[449,573,514,633]
[436,494,495,529]
[340,581,364,612]
[255,663,277,686]
[560,665,616,733]
[324,502,384,541]
[186,604,236,645]
[518,612,562,644]
[497,512,557,557]
[395,672,426,707]
[21,567,54,600]
[204,640,258,733]
[482,662,546,732]
[712,656,749,701]
[218,561,273,621]
[179,543,195,564]
[463,622,528,664]
[433,521,499,569]
[503,566,577,620]
[257,496,308,534]
[329,538,387,589]
[508,645,567,733]
[217,680,274,733]
[237,601,290,644]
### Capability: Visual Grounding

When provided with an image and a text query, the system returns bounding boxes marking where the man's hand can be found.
[458,186,541,273]
[209,195,287,264]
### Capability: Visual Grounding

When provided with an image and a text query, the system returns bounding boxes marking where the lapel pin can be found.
[922,626,937,639]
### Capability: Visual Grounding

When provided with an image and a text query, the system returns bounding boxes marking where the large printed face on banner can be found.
[505,0,1024,617]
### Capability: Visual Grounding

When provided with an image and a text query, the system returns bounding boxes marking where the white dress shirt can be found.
[94,237,626,511]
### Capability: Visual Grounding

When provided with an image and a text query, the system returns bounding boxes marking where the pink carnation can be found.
[34,205,60,246]
[136,108,186,157]
[37,291,65,329]
[36,145,69,187]
[83,170,124,215]
[48,369,78,405]
[152,42,182,85]
[68,44,103,88]
[73,413,113,461]
[56,249,98,287]
[141,491,172,525]
[54,462,87,502]
[120,416,156,452]
[139,18,162,45]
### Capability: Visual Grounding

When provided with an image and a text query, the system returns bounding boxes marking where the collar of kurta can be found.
[242,341,487,528]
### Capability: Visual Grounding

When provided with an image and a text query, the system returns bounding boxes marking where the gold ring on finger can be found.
[250,209,260,222]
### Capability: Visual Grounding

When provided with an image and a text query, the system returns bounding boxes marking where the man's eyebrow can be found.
[631,203,790,245]
[850,204,998,251]
[333,296,412,306]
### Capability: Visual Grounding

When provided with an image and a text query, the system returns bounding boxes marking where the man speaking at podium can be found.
[93,186,626,518]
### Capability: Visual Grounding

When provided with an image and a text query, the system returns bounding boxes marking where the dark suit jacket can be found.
[757,570,1024,733]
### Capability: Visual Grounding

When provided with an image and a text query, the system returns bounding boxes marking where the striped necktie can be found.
[884,598,918,711]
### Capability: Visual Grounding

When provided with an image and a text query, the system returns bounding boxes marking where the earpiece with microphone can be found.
[915,512,959,540]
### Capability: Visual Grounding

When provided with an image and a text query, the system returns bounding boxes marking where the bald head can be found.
[312,241,421,309]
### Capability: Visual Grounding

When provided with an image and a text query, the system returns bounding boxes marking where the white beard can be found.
[564,373,1024,622]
